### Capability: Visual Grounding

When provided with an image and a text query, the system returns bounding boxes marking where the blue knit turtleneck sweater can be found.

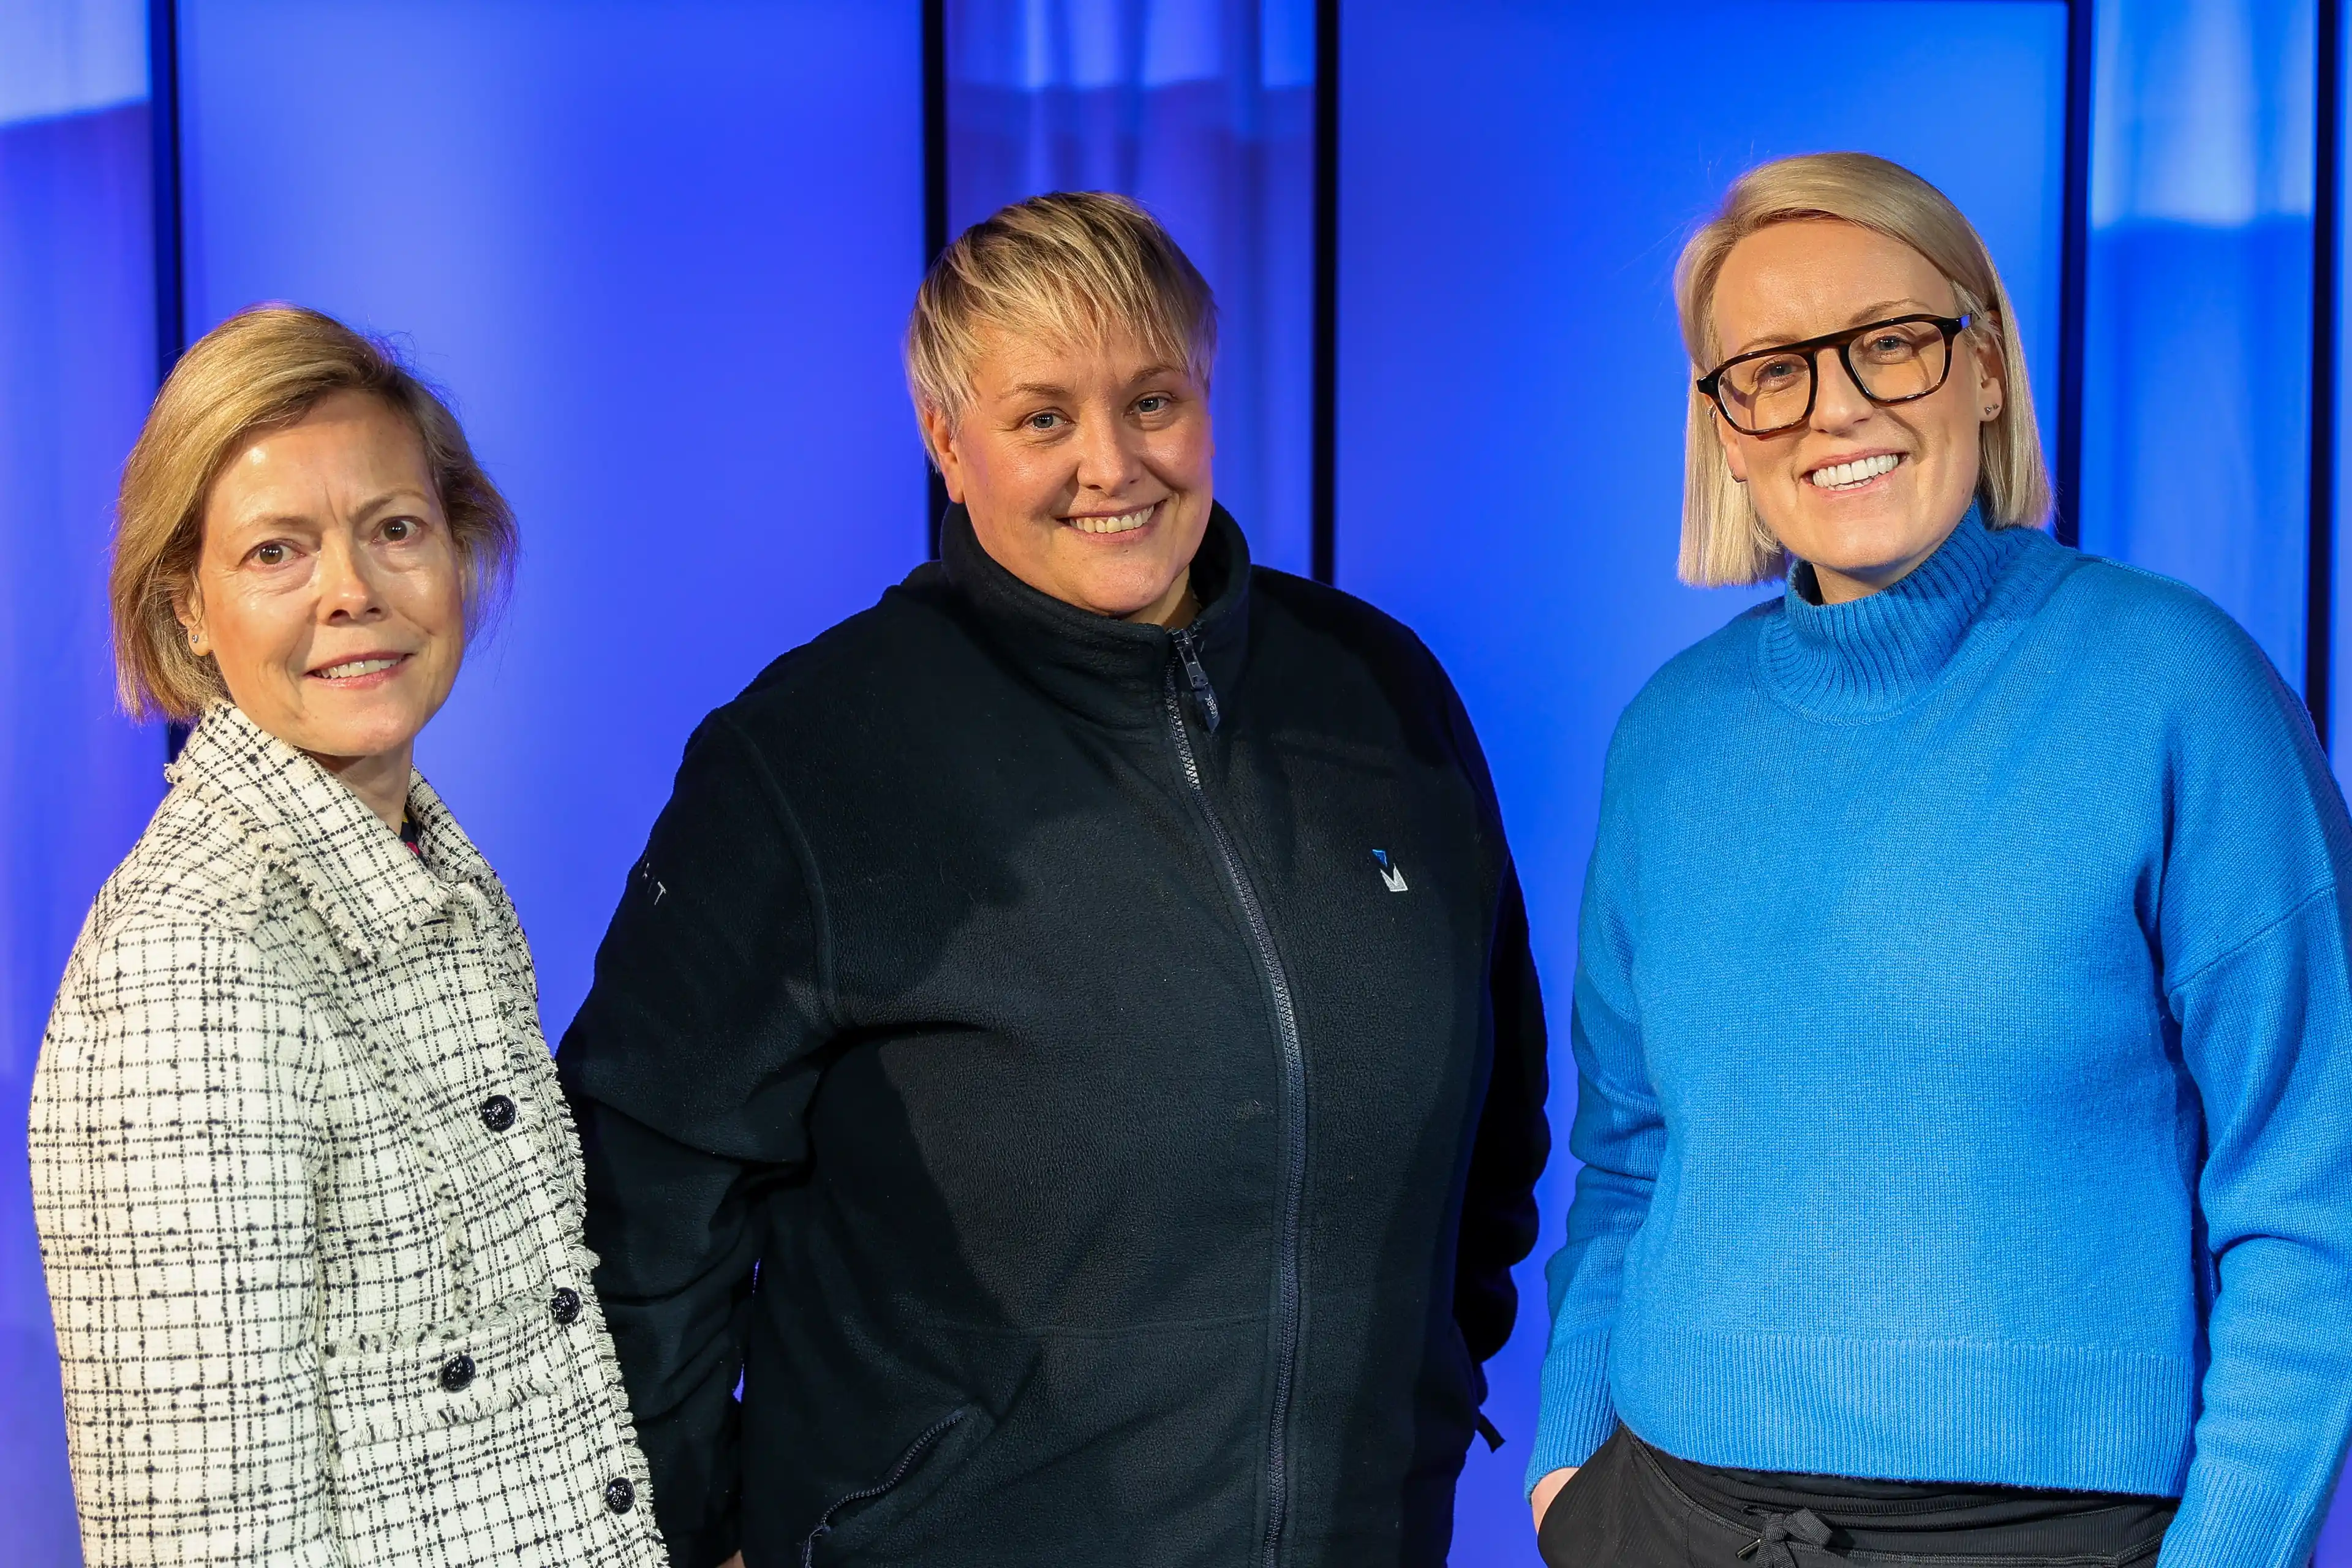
[1530,513,2352,1568]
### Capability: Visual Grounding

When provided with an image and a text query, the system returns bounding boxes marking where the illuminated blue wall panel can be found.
[179,0,929,1038]
[2081,0,2316,690]
[0,3,167,1559]
[1333,5,2065,1560]
[946,0,1316,573]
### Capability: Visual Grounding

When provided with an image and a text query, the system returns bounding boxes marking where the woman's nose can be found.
[315,532,383,619]
[1809,347,1874,429]
[1074,418,1146,491]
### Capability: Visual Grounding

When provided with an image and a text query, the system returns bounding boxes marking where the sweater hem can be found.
[1614,1322,2196,1496]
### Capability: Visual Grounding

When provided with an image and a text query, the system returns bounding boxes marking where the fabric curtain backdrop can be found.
[2080,0,2316,685]
[945,0,1316,575]
[0,1,168,1561]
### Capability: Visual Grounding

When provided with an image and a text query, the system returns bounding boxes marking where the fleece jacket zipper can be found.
[1164,626,1305,1568]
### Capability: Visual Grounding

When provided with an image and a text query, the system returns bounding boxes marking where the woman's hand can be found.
[1530,1466,1578,1532]
[718,1556,745,1568]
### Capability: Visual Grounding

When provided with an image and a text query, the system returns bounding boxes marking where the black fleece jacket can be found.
[557,507,1549,1568]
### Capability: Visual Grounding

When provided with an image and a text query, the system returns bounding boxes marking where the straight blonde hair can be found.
[111,305,516,722]
[905,191,1217,445]
[1674,153,2052,587]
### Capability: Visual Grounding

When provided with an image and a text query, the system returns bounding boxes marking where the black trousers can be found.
[1537,1429,2179,1567]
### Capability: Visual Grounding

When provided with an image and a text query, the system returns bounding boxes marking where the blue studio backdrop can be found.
[1,3,165,1559]
[4,1,2351,1563]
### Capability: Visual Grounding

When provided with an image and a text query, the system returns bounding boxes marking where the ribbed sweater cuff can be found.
[1525,1330,1615,1495]
[2157,1457,2314,1568]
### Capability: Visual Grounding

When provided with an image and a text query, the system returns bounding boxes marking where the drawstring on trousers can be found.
[1735,1506,1836,1567]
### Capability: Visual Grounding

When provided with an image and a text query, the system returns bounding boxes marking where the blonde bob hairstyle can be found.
[1674,152,2053,587]
[905,190,1217,447]
[110,304,516,722]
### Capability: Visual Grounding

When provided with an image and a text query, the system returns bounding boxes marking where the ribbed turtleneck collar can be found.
[1759,509,2036,717]
[937,501,1253,731]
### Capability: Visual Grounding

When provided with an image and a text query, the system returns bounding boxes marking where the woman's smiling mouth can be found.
[1807,452,1902,491]
[1065,500,1159,535]
[309,654,410,684]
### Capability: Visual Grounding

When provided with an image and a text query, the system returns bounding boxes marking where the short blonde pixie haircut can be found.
[1674,153,2052,587]
[905,190,1217,445]
[111,305,516,722]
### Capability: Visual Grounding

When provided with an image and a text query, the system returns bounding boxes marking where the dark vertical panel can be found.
[150,0,192,763]
[179,0,927,1038]
[148,0,183,380]
[1310,0,1337,584]
[925,0,950,263]
[2056,0,2095,546]
[2336,0,2352,808]
[943,1,1317,575]
[925,0,951,558]
[2312,0,2340,748]
[0,4,168,1556]
[1334,6,2066,1558]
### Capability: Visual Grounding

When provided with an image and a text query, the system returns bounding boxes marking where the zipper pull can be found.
[1171,627,1221,733]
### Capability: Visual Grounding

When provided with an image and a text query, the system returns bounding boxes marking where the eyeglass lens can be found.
[1716,320,1952,435]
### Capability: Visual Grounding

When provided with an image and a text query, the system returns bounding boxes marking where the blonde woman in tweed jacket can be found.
[29,306,666,1568]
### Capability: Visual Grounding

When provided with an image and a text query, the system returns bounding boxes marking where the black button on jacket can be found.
[558,507,1550,1568]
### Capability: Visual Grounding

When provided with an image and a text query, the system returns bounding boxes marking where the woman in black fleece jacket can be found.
[557,192,1549,1568]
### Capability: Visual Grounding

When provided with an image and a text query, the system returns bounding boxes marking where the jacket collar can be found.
[168,703,497,965]
[935,502,1254,731]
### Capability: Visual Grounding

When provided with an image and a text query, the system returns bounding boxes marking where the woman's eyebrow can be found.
[215,507,323,535]
[1730,299,1939,356]
[1841,298,1937,326]
[1001,368,1184,399]
[220,489,431,535]
[348,488,435,522]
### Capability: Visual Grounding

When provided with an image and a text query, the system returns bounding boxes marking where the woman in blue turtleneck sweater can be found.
[1529,152,2352,1568]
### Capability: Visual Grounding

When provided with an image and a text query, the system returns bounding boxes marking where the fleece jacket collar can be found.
[934,500,1254,733]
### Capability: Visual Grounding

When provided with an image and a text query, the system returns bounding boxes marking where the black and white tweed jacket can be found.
[31,704,667,1567]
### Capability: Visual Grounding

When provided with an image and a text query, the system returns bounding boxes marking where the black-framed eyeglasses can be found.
[1696,314,1971,437]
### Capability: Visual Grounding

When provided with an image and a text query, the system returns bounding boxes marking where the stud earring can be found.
[1983,405,1997,416]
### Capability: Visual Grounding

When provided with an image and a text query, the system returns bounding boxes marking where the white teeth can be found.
[315,657,401,680]
[1809,452,1901,490]
[1069,505,1155,535]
